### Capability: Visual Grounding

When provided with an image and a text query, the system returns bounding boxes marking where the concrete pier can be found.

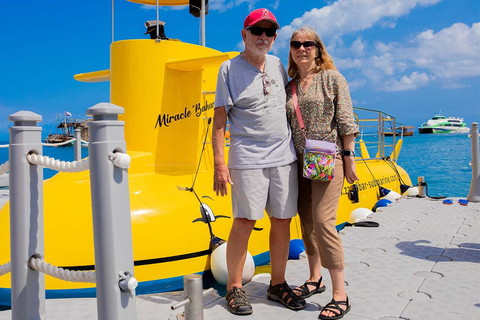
[1,196,479,319]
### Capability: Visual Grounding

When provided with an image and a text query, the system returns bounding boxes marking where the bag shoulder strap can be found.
[291,81,305,131]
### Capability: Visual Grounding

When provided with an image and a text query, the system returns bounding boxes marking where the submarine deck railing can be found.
[353,106,399,160]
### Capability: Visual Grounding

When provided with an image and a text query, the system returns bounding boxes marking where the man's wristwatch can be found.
[342,149,355,157]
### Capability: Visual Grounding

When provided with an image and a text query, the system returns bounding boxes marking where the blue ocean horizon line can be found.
[0,134,476,197]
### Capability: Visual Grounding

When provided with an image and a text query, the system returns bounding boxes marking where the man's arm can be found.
[212,107,233,196]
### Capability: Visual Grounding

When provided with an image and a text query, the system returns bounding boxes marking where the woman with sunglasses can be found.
[285,27,359,320]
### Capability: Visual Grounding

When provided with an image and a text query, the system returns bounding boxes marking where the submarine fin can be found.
[74,69,110,83]
[390,139,403,160]
[166,52,237,71]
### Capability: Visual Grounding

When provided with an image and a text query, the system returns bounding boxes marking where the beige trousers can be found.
[297,154,345,270]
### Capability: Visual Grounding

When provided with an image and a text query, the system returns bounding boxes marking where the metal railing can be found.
[353,107,402,160]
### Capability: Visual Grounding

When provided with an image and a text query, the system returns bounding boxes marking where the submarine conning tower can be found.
[75,0,235,174]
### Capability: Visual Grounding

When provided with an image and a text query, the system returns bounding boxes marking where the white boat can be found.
[418,112,470,134]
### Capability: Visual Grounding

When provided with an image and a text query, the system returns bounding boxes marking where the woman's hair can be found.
[287,26,337,78]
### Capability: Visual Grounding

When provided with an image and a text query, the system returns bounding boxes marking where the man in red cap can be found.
[213,8,305,315]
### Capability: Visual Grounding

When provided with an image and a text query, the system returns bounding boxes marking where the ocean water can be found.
[395,133,474,198]
[0,133,477,197]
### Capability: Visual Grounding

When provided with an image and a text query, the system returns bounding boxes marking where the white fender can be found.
[210,243,255,285]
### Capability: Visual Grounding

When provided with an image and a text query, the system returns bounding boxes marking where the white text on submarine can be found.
[155,101,215,128]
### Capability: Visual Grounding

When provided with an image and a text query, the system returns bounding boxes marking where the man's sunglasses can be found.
[290,41,317,49]
[246,26,277,37]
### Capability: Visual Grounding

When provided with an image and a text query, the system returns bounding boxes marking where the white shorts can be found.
[229,162,298,220]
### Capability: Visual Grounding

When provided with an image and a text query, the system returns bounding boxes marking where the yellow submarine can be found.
[0,0,411,307]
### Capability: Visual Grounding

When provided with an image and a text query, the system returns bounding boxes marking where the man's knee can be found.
[270,217,291,229]
[232,217,256,230]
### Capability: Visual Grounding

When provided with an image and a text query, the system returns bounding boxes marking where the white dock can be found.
[1,196,479,319]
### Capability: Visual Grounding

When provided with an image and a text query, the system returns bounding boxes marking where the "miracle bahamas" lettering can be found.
[154,101,214,128]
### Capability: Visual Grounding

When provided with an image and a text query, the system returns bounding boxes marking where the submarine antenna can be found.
[156,0,160,40]
[200,0,206,46]
[111,0,114,43]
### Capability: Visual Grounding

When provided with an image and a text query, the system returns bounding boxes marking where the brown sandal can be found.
[267,281,306,310]
[225,287,253,315]
[293,276,326,298]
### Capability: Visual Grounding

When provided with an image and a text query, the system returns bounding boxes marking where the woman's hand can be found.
[343,156,358,184]
[341,134,358,184]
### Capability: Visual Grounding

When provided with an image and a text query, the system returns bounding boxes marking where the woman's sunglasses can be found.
[246,26,277,37]
[290,41,317,50]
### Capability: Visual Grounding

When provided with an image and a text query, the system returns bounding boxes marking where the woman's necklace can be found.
[299,72,315,91]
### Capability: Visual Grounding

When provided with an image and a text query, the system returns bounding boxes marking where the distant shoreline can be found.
[0,190,8,210]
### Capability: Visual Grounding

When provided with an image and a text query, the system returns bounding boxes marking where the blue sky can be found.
[0,0,479,140]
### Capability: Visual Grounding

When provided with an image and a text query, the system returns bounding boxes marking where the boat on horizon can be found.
[44,113,90,146]
[418,112,470,134]
[384,126,414,137]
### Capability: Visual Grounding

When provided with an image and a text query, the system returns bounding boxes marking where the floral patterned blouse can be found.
[286,69,359,155]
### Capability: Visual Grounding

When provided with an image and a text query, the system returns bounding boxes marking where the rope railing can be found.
[0,261,11,276]
[1,258,96,284]
[2,139,86,148]
[0,161,8,176]
[42,139,76,147]
[26,154,89,172]
[29,257,96,283]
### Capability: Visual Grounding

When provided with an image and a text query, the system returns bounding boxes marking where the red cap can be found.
[244,8,280,30]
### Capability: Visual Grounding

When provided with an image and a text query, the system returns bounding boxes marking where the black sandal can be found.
[293,276,326,298]
[267,281,306,310]
[225,287,253,315]
[318,296,351,320]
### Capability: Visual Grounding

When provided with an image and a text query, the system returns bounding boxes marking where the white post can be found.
[74,128,82,161]
[467,122,480,202]
[9,111,45,320]
[87,103,137,320]
[417,176,426,198]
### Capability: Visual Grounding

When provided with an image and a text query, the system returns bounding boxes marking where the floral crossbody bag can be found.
[291,81,336,181]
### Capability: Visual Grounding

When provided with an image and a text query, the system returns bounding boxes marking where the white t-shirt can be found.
[215,54,296,169]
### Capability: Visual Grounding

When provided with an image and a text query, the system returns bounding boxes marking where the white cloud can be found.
[236,40,245,51]
[340,22,479,91]
[371,53,397,75]
[335,57,363,69]
[407,23,480,78]
[271,0,280,11]
[384,71,431,91]
[210,0,260,12]
[348,79,368,91]
[210,0,235,12]
[440,82,470,89]
[350,37,367,56]
[374,41,394,54]
[273,0,443,53]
